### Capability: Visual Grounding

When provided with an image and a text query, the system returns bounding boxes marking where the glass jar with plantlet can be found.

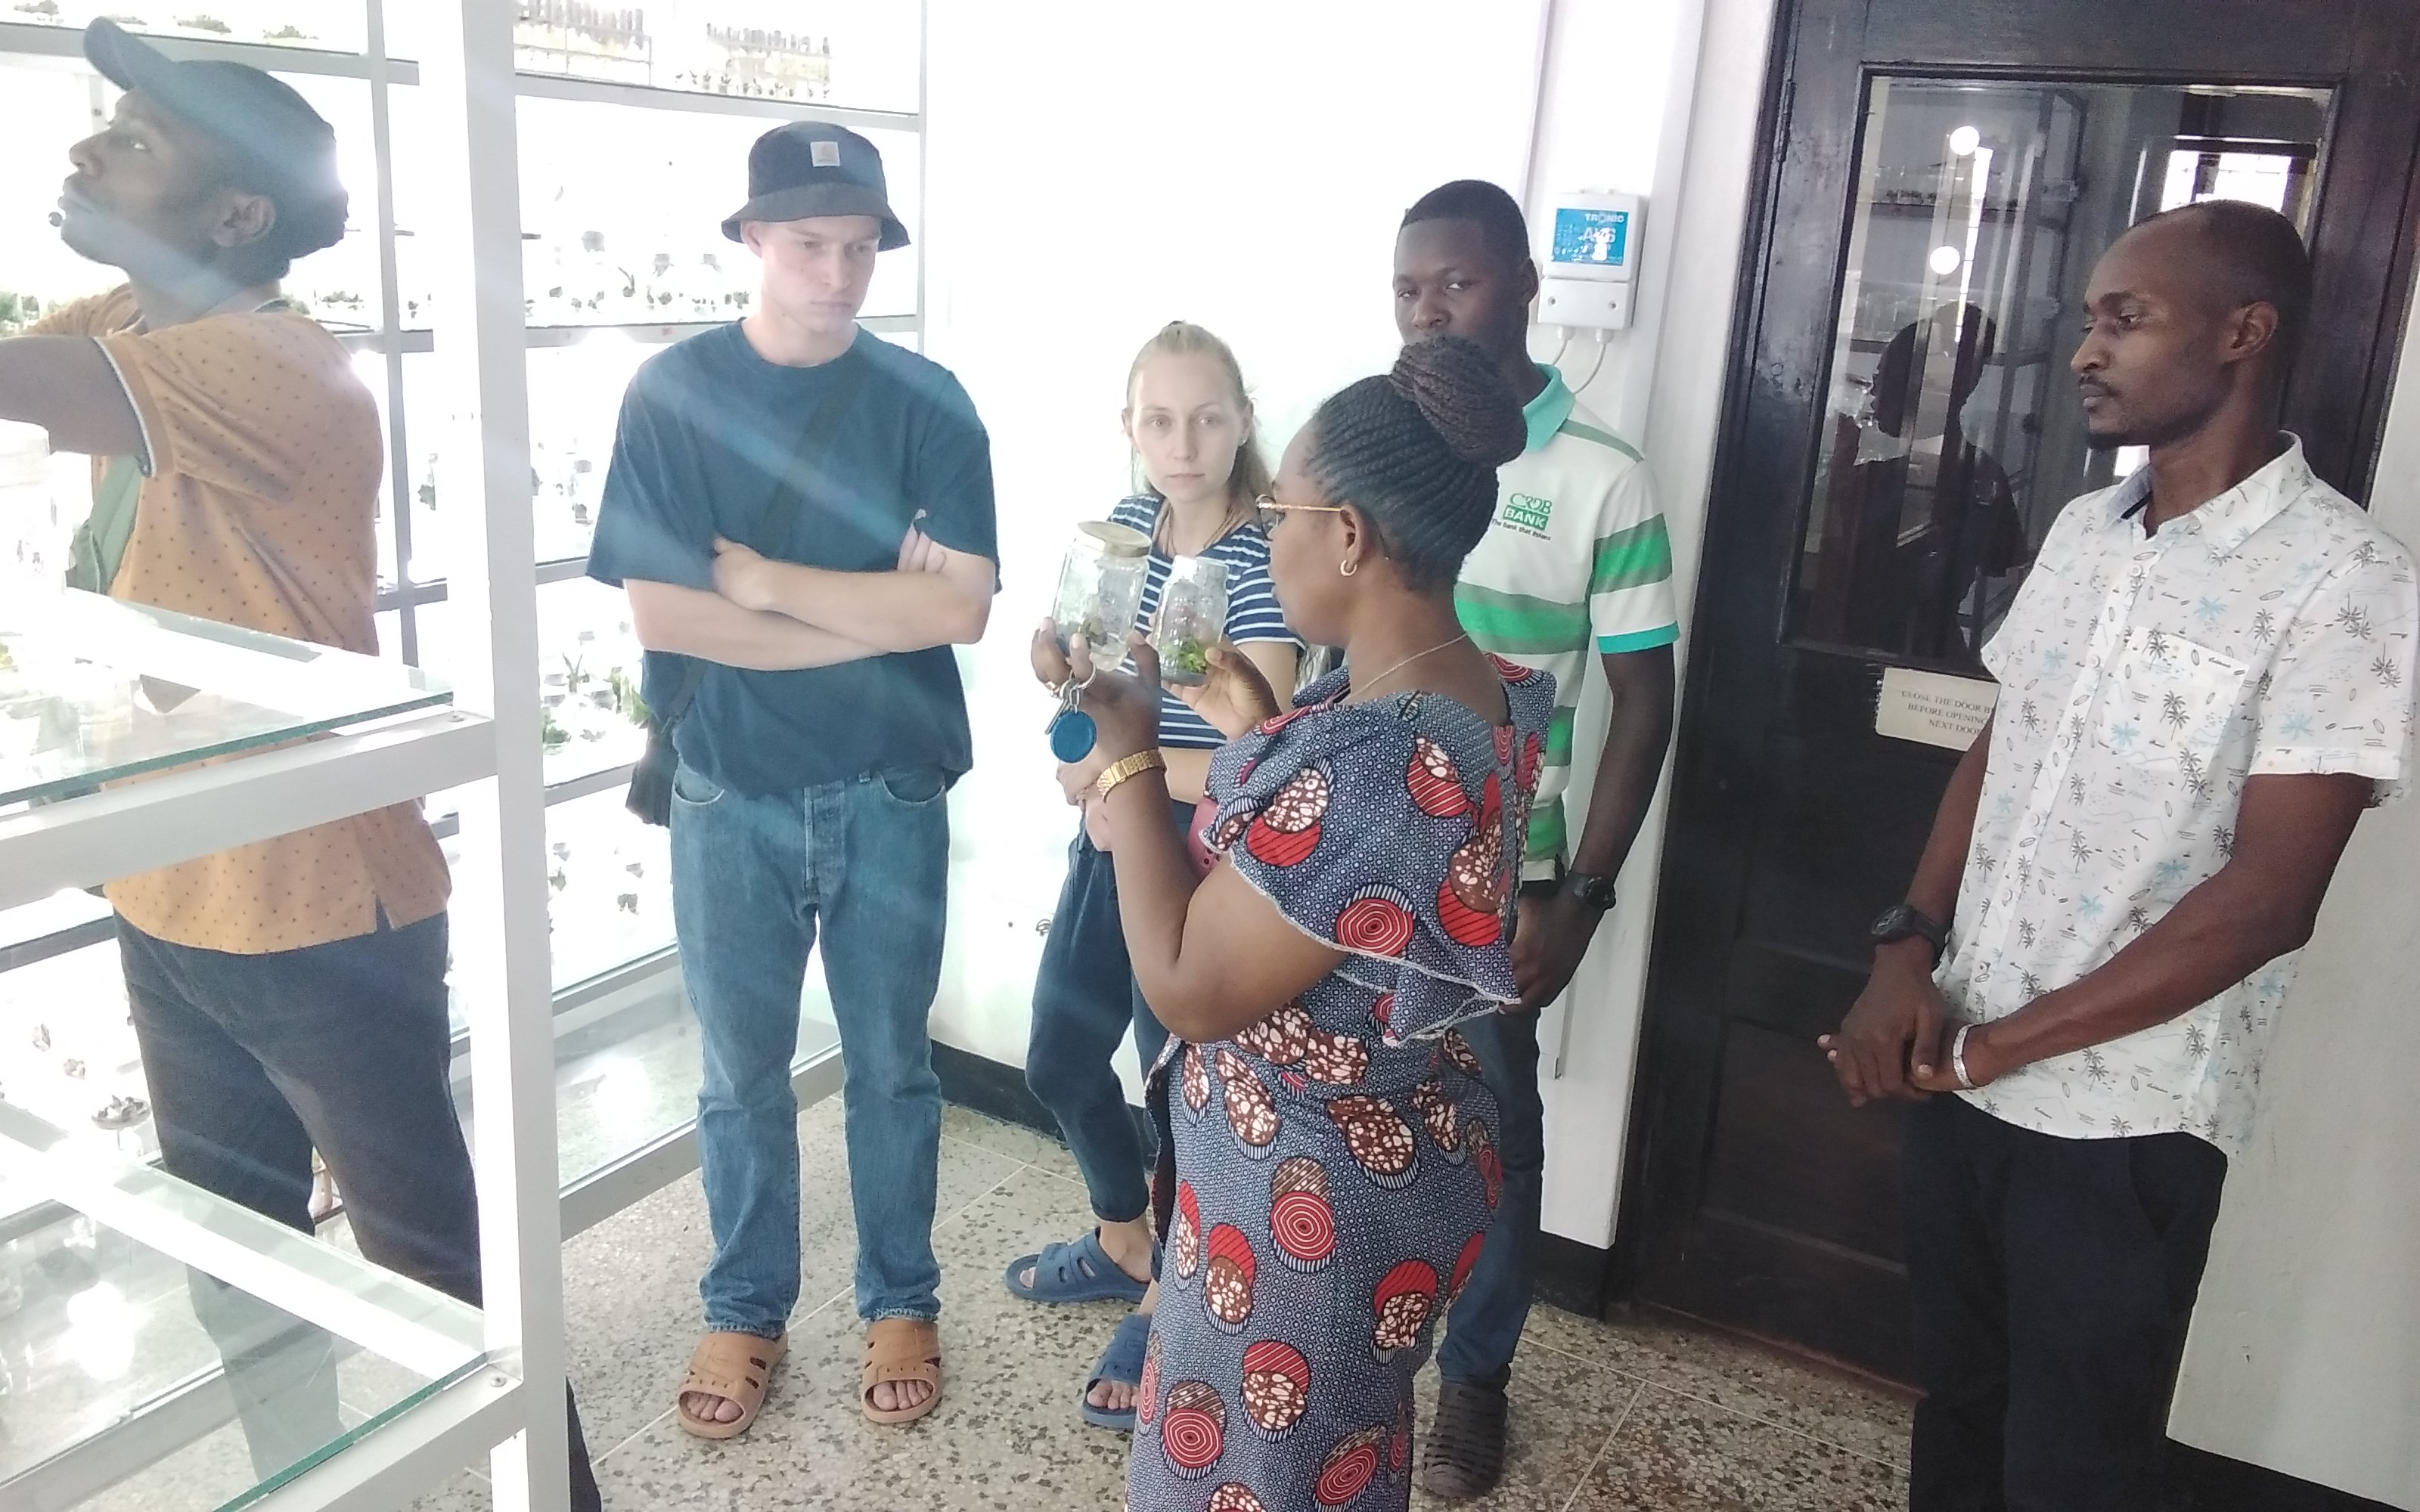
[1050,520,1150,664]
[1151,554,1229,687]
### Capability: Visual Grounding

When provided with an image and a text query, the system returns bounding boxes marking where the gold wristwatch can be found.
[1095,749,1168,801]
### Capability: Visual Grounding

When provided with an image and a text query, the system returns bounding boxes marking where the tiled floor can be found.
[408,1100,1917,1511]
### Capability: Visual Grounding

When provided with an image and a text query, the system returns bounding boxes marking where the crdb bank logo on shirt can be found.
[1502,492,1555,537]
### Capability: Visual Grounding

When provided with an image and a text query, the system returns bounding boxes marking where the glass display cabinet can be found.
[0,588,516,1510]
[0,1,910,1504]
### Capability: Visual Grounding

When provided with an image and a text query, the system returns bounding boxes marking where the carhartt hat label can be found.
[811,139,841,167]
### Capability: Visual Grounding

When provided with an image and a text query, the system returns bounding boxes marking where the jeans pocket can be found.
[876,765,948,806]
[671,761,725,807]
[2121,1131,2228,1244]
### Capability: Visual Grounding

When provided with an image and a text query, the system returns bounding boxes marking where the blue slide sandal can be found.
[1004,1228,1150,1305]
[1080,1310,1154,1432]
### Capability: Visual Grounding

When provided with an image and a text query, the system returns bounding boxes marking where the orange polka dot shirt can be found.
[33,287,450,954]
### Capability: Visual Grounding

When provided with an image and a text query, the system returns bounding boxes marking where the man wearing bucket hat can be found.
[588,120,997,1434]
[0,19,601,1505]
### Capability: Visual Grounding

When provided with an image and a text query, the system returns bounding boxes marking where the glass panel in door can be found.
[1790,78,2331,671]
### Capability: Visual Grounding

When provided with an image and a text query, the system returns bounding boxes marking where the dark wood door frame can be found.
[1610,0,2420,1372]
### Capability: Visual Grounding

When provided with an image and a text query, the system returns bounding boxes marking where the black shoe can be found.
[1420,1379,1510,1499]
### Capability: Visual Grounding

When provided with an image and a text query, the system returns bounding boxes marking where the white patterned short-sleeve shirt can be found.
[1941,436,2418,1156]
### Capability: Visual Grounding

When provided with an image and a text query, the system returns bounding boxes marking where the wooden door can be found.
[1620,0,2420,1377]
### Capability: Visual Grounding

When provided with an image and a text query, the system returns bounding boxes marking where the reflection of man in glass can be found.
[1808,302,2025,662]
[0,22,597,1504]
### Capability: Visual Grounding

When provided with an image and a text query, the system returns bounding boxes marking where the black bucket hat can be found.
[721,121,910,249]
[82,17,348,256]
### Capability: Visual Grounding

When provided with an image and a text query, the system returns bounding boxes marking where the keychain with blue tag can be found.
[1046,678,1097,762]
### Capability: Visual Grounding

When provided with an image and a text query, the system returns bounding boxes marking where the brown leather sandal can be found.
[675,1330,785,1439]
[861,1317,943,1426]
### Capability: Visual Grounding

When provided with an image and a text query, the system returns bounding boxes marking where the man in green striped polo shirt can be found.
[1394,178,1680,1498]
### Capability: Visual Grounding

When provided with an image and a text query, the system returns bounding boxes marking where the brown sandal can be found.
[675,1330,785,1439]
[861,1318,942,1425]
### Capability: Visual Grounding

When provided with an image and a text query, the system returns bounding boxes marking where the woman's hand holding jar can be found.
[1170,639,1283,739]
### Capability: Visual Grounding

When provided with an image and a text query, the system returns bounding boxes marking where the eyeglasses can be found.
[1254,494,1348,532]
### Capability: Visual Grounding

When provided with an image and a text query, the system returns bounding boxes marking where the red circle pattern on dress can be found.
[1301,1027,1370,1086]
[1325,1095,1419,1188]
[1208,1486,1269,1512]
[1333,885,1416,956]
[1171,1182,1202,1284]
[1205,1222,1256,1332]
[1470,1122,1503,1210]
[1435,874,1504,948]
[1182,1043,1212,1120]
[1233,1000,1313,1067]
[1448,1229,1487,1304]
[1215,1048,1281,1158]
[1161,1380,1227,1479]
[1240,1340,1311,1440]
[1370,1259,1438,1359]
[1412,1079,1464,1161]
[1405,736,1472,818]
[1245,767,1330,867]
[1441,1030,1485,1080]
[1269,1188,1336,1272]
[1136,1329,1162,1429]
[1314,1427,1385,1507]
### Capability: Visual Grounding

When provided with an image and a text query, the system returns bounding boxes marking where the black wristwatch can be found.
[1562,871,1618,911]
[1868,902,1947,965]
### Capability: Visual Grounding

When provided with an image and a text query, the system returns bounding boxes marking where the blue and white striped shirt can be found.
[1107,494,1298,750]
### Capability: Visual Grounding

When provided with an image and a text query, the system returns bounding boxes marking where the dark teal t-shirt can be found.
[586,324,997,795]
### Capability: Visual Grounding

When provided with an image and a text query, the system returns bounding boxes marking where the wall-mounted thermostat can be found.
[1539,191,1644,330]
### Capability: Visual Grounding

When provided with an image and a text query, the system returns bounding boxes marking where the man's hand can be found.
[1820,940,1946,1106]
[1511,889,1601,1009]
[711,536,776,612]
[1907,1018,2006,1095]
[715,525,946,616]
[897,523,947,575]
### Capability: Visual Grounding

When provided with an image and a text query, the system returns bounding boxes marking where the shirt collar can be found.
[2108,432,2312,559]
[1522,364,1576,454]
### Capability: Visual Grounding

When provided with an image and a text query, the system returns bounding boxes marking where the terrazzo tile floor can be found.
[405,1100,1916,1511]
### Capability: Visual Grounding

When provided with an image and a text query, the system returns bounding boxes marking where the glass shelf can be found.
[0,590,452,808]
[0,1095,489,1512]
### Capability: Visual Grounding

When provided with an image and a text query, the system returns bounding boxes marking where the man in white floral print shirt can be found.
[1823,199,2418,1512]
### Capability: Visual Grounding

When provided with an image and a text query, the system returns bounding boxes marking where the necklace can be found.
[1351,632,1472,700]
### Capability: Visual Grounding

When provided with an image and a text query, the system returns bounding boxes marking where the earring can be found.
[1339,557,1357,578]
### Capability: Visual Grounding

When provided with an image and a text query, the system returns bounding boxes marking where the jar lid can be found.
[1075,520,1152,558]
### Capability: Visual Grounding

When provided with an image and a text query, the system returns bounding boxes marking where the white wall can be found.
[917,0,1549,1075]
[1514,0,1775,1249]
[2164,299,2420,1509]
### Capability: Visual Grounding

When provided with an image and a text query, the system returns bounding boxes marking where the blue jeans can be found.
[1022,807,1187,1225]
[119,913,601,1507]
[1435,1005,1547,1390]
[670,759,950,1332]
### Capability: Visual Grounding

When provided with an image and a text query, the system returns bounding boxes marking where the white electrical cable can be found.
[1571,330,1611,392]
[1549,333,1571,371]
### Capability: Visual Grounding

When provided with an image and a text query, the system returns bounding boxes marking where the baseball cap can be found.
[82,17,349,256]
[720,122,910,249]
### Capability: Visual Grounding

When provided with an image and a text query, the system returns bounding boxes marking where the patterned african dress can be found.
[1127,661,1555,1512]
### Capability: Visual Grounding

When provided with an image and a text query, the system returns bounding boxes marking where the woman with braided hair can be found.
[1064,335,1553,1510]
